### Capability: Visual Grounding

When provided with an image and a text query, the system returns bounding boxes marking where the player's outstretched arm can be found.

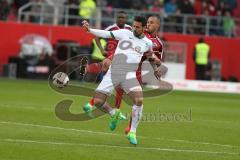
[146,52,168,80]
[82,20,112,39]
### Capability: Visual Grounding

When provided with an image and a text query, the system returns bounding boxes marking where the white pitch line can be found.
[0,121,238,149]
[1,138,239,156]
[167,139,237,148]
[0,121,117,136]
[0,104,50,111]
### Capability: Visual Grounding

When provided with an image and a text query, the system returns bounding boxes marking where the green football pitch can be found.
[0,78,239,160]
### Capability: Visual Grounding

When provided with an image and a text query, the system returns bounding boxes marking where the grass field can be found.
[0,78,239,160]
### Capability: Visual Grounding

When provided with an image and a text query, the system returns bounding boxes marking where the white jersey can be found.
[109,29,153,73]
[89,28,153,94]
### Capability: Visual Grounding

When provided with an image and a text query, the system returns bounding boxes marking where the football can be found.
[52,72,69,88]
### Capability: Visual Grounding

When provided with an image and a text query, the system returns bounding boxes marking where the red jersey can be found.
[144,31,163,60]
[136,31,164,83]
[104,23,132,59]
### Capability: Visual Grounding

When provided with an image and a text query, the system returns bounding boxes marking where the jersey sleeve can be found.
[104,25,113,31]
[110,29,129,40]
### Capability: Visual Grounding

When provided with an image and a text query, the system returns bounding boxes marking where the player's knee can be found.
[134,97,143,106]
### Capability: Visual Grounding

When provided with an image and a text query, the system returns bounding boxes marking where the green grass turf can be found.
[0,78,239,160]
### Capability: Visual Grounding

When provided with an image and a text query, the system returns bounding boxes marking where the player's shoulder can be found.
[124,24,132,30]
[115,29,132,35]
[143,36,153,45]
[104,24,119,31]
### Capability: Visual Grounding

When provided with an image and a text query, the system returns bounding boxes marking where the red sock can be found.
[115,87,124,108]
[125,116,132,134]
[86,63,102,74]
[89,98,94,106]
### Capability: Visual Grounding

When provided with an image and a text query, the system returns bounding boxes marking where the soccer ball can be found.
[52,72,69,88]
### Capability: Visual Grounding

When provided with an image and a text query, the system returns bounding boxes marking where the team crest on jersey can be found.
[134,46,141,53]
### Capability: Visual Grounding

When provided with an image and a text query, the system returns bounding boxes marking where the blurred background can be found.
[0,0,240,93]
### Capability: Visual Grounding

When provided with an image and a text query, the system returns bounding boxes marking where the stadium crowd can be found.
[0,0,239,37]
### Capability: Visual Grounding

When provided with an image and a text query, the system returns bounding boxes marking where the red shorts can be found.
[106,54,114,60]
[106,51,115,60]
[136,56,147,85]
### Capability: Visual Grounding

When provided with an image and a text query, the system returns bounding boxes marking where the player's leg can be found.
[101,57,112,72]
[83,70,125,130]
[115,86,124,109]
[83,57,112,112]
[86,62,103,74]
[92,91,114,113]
[126,90,143,145]
[104,55,125,114]
[122,77,143,145]
[124,69,143,134]
[84,71,115,116]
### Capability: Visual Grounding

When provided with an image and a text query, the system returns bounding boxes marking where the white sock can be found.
[109,109,116,116]
[99,102,115,116]
[130,105,143,133]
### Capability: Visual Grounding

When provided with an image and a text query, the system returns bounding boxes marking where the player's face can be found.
[146,17,160,34]
[116,13,127,28]
[132,21,145,37]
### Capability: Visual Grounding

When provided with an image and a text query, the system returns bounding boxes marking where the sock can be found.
[89,98,94,106]
[130,105,143,133]
[109,109,116,116]
[86,63,102,74]
[97,102,115,116]
[115,88,124,108]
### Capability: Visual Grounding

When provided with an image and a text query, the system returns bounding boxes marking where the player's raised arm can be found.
[144,43,164,80]
[82,20,112,38]
[82,20,126,40]
[82,21,124,40]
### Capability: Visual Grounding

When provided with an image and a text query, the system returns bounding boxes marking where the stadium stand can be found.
[1,0,239,37]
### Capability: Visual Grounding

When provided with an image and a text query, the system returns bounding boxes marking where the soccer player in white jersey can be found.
[82,16,161,145]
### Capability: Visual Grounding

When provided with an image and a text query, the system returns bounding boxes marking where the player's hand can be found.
[82,20,90,32]
[154,65,168,80]
[102,50,108,56]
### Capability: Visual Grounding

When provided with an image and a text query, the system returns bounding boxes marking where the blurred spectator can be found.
[0,0,10,20]
[196,9,209,35]
[29,0,45,23]
[14,0,29,10]
[116,0,132,9]
[193,37,211,80]
[174,8,183,33]
[210,9,224,36]
[202,0,216,16]
[14,0,30,21]
[178,0,194,14]
[79,0,96,20]
[194,0,202,15]
[220,0,237,10]
[223,11,237,37]
[216,1,229,15]
[132,0,145,10]
[145,0,157,9]
[164,0,177,14]
[64,0,79,25]
[149,0,163,13]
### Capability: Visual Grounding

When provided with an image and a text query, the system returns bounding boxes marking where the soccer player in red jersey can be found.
[85,11,132,74]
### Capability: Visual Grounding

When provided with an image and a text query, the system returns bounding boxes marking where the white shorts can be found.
[96,70,142,96]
